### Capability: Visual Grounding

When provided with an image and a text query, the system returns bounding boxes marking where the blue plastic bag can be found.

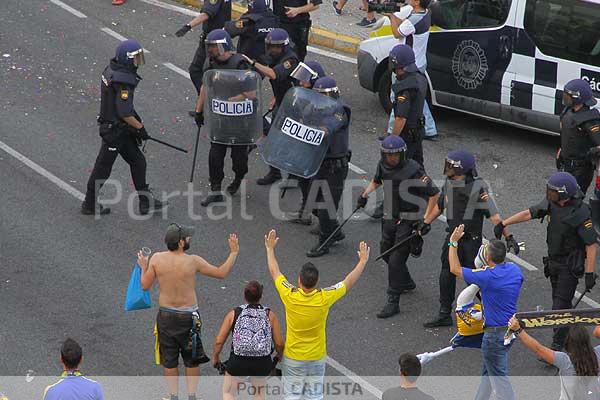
[124,263,152,311]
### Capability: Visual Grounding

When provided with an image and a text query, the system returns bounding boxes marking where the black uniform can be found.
[392,71,427,166]
[273,0,321,61]
[188,0,232,92]
[377,160,439,295]
[203,54,253,190]
[437,176,499,313]
[558,107,600,194]
[224,10,280,60]
[530,197,596,348]
[310,104,352,244]
[84,60,147,209]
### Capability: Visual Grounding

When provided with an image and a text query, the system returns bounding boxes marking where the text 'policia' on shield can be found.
[211,99,254,116]
[281,117,325,146]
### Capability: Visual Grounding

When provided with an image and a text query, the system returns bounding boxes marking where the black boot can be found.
[226,179,242,195]
[309,224,321,235]
[376,294,400,318]
[81,201,111,216]
[138,187,168,215]
[257,168,282,186]
[306,231,345,257]
[423,311,453,328]
[287,207,312,225]
[280,175,299,189]
[201,187,225,207]
[368,202,384,219]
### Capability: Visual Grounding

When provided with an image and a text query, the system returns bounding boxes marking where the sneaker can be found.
[200,193,225,207]
[257,169,282,186]
[423,314,453,328]
[332,1,342,15]
[81,203,111,216]
[376,295,400,319]
[356,17,377,27]
[226,179,242,196]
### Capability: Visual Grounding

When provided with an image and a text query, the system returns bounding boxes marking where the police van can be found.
[357,0,600,135]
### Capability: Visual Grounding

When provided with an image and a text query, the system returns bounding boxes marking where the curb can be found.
[176,0,360,55]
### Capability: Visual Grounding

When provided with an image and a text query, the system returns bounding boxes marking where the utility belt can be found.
[322,153,350,168]
[543,250,585,279]
[562,158,589,169]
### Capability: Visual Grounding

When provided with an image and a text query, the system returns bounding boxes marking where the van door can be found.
[428,0,517,119]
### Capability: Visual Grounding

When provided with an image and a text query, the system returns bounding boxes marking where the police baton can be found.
[315,206,362,253]
[375,231,418,261]
[189,126,201,183]
[147,136,188,153]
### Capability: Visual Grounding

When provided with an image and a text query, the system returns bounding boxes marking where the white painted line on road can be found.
[348,162,367,175]
[575,291,600,308]
[163,62,191,79]
[49,0,87,18]
[326,356,383,399]
[140,0,200,16]
[307,45,357,64]
[0,140,85,202]
[100,28,151,53]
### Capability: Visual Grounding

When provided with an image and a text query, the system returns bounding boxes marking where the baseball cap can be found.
[164,223,195,245]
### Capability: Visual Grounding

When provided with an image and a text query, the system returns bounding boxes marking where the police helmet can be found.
[563,79,597,107]
[291,61,325,87]
[265,28,289,54]
[115,39,145,67]
[248,0,268,13]
[313,76,340,99]
[205,29,234,56]
[444,150,476,177]
[547,172,579,202]
[381,135,407,167]
[389,44,418,73]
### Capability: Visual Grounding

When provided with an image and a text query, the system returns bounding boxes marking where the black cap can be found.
[165,223,195,245]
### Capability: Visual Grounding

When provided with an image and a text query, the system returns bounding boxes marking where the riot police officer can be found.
[192,30,254,206]
[82,39,167,216]
[224,0,279,61]
[357,136,440,318]
[303,77,351,257]
[175,0,232,93]
[497,172,598,350]
[243,28,299,185]
[273,0,321,61]
[556,79,600,195]
[384,44,428,167]
[422,151,519,327]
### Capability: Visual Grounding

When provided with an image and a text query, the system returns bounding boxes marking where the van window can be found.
[433,0,512,29]
[524,0,600,66]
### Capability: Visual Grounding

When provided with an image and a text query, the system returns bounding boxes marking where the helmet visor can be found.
[546,182,568,202]
[314,85,340,99]
[128,48,145,66]
[290,62,318,84]
[206,38,230,58]
[444,157,462,176]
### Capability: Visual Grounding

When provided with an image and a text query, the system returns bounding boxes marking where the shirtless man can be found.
[137,223,239,400]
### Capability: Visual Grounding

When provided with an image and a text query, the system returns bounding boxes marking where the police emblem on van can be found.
[452,40,489,90]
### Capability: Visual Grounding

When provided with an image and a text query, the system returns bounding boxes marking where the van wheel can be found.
[378,71,392,114]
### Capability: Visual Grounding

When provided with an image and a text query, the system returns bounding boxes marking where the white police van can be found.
[357,0,600,135]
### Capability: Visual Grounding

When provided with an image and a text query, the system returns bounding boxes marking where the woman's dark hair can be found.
[244,280,263,304]
[565,326,599,377]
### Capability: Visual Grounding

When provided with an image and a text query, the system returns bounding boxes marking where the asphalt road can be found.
[1,0,599,398]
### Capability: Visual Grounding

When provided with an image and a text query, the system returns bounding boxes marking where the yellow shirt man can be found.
[275,275,347,361]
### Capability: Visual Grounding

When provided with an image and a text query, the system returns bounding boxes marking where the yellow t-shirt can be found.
[275,274,347,361]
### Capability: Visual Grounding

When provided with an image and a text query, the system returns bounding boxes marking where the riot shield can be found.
[260,87,340,178]
[203,69,262,145]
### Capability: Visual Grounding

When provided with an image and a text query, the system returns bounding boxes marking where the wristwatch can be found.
[448,241,458,248]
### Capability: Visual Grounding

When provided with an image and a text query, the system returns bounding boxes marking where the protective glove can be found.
[505,234,520,255]
[175,24,192,37]
[136,126,150,140]
[585,272,597,291]
[192,112,204,128]
[556,154,564,170]
[493,222,505,240]
[588,146,600,162]
[356,194,368,209]
[415,220,431,236]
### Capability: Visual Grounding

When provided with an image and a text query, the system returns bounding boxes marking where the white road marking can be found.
[307,45,357,64]
[348,162,367,175]
[163,62,190,79]
[140,0,200,16]
[49,0,87,18]
[100,28,151,53]
[0,140,85,201]
[575,291,600,308]
[326,356,383,399]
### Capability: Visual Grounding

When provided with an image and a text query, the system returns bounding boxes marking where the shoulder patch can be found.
[120,90,129,100]
[334,112,344,121]
[396,95,407,103]
[584,219,593,229]
[235,20,244,29]
[590,125,600,134]
[283,60,292,70]
[281,279,294,289]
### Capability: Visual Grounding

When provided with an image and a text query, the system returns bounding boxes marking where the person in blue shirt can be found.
[448,224,523,400]
[43,338,104,400]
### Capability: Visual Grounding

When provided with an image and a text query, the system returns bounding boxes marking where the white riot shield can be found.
[203,69,262,145]
[260,87,339,178]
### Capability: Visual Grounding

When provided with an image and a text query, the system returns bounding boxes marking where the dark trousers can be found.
[406,139,424,167]
[208,143,249,189]
[311,158,349,239]
[439,233,481,312]
[188,37,206,93]
[549,261,579,347]
[281,20,311,62]
[381,219,419,294]
[561,161,594,195]
[298,176,312,210]
[84,134,147,206]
